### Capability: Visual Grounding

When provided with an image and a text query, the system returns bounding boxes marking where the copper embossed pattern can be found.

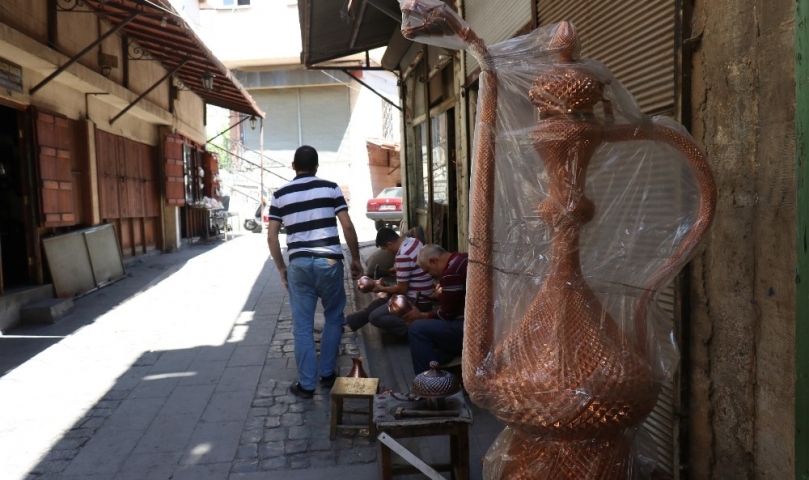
[399,1,716,478]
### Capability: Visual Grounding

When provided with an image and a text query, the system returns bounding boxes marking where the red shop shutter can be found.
[164,134,185,206]
[35,111,76,226]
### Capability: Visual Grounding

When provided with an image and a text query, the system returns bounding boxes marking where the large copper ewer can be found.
[400,1,716,479]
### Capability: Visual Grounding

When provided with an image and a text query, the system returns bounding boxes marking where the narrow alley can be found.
[0,232,498,480]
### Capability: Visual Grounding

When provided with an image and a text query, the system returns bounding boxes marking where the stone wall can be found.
[688,0,796,477]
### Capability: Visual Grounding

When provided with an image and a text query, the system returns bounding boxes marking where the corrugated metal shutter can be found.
[537,0,675,115]
[651,281,678,478]
[464,0,533,77]
[535,0,679,474]
[299,86,350,164]
[244,89,300,153]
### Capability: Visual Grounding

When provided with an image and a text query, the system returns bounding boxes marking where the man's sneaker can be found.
[289,382,315,399]
[320,372,338,388]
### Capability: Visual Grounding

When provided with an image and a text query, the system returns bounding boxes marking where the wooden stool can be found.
[330,377,379,440]
[374,391,473,480]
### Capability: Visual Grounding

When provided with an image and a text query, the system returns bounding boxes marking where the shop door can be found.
[96,130,160,256]
[430,110,457,251]
[0,105,30,291]
[34,110,76,227]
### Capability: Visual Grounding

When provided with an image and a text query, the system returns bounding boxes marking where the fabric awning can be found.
[83,0,263,117]
[299,0,403,66]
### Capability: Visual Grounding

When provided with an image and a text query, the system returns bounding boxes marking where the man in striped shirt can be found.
[404,244,468,375]
[349,227,434,337]
[267,145,362,399]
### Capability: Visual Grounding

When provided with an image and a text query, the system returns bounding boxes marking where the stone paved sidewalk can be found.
[0,233,382,480]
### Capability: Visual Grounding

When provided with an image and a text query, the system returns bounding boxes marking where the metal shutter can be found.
[299,85,350,164]
[464,0,533,77]
[536,1,679,475]
[245,89,301,154]
[537,0,675,115]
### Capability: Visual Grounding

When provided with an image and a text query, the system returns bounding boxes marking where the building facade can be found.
[198,0,400,232]
[299,0,802,478]
[0,0,260,329]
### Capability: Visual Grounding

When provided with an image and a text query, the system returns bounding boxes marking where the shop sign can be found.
[0,58,23,94]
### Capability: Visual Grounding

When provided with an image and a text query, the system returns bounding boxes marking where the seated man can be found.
[404,244,468,375]
[365,246,396,284]
[343,246,396,329]
[346,227,434,336]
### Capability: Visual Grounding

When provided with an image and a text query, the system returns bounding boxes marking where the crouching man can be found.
[403,244,468,374]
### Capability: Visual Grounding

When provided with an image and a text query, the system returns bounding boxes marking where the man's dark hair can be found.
[375,227,400,248]
[293,145,318,172]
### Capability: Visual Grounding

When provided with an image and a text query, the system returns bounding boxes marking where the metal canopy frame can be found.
[340,69,401,111]
[53,0,263,117]
[30,13,137,95]
[109,58,188,124]
[205,114,252,145]
[300,0,402,67]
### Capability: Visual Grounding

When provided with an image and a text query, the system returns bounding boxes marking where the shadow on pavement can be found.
[22,239,380,479]
[0,243,220,377]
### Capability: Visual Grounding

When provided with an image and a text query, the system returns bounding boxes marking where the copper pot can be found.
[412,361,461,400]
[388,294,414,317]
[357,276,376,293]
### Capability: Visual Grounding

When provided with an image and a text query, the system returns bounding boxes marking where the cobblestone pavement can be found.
[0,232,382,480]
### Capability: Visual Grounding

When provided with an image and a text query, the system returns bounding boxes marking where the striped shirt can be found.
[268,174,347,260]
[395,237,435,300]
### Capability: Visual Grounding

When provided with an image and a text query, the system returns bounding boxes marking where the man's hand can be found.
[350,258,363,280]
[278,266,288,290]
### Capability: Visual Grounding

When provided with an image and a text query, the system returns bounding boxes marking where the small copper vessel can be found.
[347,357,369,378]
[357,276,376,293]
[388,294,414,317]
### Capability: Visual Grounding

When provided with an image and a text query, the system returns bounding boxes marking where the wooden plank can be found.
[35,111,77,226]
[164,135,186,206]
[797,2,809,478]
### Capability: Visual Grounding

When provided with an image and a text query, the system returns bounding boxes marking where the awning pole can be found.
[341,69,402,111]
[260,118,265,201]
[30,13,138,95]
[109,58,189,124]
[206,114,251,145]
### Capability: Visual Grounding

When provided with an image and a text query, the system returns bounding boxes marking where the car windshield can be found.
[378,187,402,199]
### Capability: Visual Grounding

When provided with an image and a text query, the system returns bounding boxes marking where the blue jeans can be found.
[408,318,464,375]
[287,257,346,390]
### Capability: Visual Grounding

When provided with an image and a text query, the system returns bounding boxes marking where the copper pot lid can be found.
[411,361,461,399]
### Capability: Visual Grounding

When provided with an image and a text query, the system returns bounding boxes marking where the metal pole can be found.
[342,69,402,111]
[110,58,189,124]
[30,13,138,95]
[206,114,250,144]
[260,118,265,201]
